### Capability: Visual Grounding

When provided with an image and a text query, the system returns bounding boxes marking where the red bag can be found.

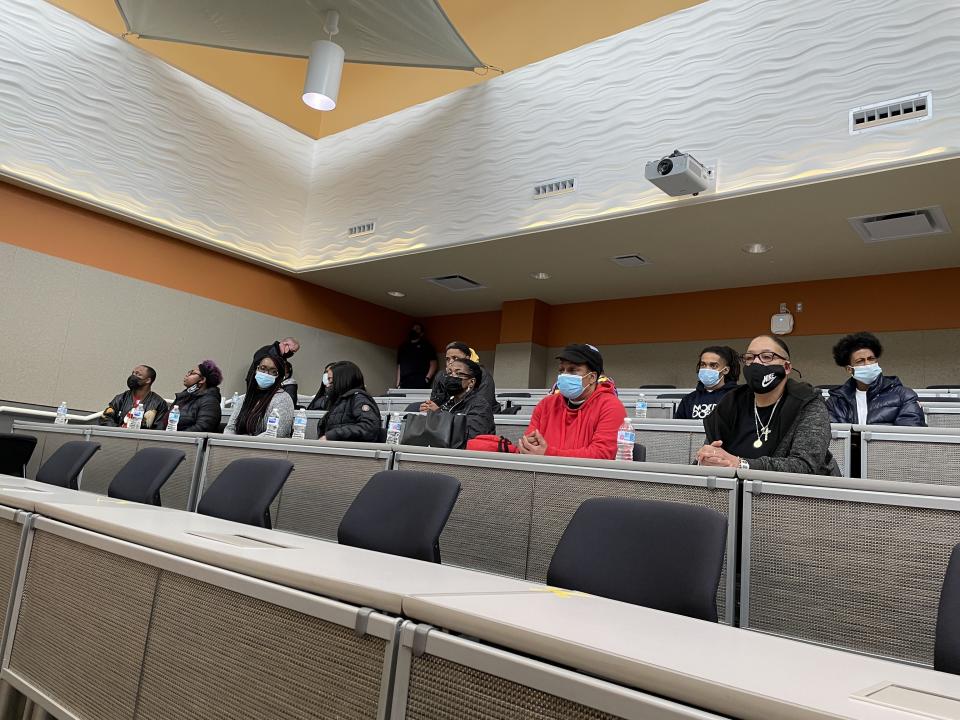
[466,434,519,453]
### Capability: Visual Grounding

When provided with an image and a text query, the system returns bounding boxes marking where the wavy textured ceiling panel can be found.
[116,0,481,69]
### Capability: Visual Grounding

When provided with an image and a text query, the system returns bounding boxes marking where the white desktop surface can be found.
[0,475,153,513]
[403,591,960,720]
[31,500,538,614]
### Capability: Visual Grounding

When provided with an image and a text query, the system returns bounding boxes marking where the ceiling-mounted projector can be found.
[644,150,715,196]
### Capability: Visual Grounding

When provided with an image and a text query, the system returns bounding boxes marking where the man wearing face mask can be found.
[518,344,626,459]
[99,364,169,429]
[674,346,740,420]
[158,360,223,433]
[825,332,925,426]
[697,335,839,475]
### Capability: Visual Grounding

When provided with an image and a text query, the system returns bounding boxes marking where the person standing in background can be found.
[396,323,437,389]
[245,337,300,387]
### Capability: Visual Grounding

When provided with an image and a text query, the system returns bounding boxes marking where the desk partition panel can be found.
[393,449,737,623]
[200,438,392,538]
[0,508,25,653]
[12,423,91,480]
[390,622,724,720]
[0,517,399,720]
[629,420,705,465]
[922,404,960,429]
[13,422,206,510]
[859,425,960,485]
[740,471,960,665]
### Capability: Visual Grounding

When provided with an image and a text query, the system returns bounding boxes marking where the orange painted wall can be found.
[544,269,960,347]
[425,268,960,348]
[419,311,501,354]
[0,182,410,347]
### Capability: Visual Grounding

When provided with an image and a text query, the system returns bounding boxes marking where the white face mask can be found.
[322,371,332,387]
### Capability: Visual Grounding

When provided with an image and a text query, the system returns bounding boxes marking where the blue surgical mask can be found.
[556,373,585,399]
[254,371,275,389]
[698,368,721,387]
[852,364,882,384]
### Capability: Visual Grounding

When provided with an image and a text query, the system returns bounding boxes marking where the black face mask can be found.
[744,363,787,394]
[127,374,144,391]
[444,375,467,396]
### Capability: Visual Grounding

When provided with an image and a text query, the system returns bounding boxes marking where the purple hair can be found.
[198,359,223,387]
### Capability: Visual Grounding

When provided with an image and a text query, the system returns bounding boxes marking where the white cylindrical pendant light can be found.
[302,39,345,111]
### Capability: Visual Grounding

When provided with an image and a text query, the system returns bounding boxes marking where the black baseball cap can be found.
[556,343,603,374]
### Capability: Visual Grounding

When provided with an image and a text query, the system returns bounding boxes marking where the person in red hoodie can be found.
[518,343,626,459]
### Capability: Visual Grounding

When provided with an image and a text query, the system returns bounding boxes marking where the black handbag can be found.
[400,412,468,449]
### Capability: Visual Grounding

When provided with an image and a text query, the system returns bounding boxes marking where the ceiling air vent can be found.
[348,220,376,238]
[534,177,576,199]
[425,274,486,291]
[850,92,932,134]
[610,254,649,267]
[848,206,951,243]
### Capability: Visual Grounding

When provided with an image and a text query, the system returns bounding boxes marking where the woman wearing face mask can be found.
[696,335,839,475]
[518,344,626,459]
[422,342,499,412]
[825,332,925,426]
[224,355,294,437]
[315,361,382,442]
[674,346,740,420]
[159,360,224,432]
[307,363,336,411]
[429,357,495,445]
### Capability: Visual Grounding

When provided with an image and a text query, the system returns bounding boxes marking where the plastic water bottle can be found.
[264,408,281,438]
[635,393,648,419]
[230,391,240,409]
[166,405,180,432]
[292,408,307,440]
[129,402,144,430]
[54,401,69,425]
[616,418,636,462]
[385,416,403,445]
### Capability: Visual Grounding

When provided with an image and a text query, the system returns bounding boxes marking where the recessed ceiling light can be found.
[742,243,772,255]
[531,272,551,280]
[386,290,405,298]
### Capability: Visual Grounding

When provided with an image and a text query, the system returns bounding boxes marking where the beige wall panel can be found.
[493,343,537,389]
[0,249,80,405]
[0,246,397,410]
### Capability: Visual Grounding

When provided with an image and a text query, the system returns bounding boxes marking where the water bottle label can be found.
[618,431,636,443]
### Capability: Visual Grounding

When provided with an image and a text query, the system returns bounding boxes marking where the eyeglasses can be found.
[186,370,200,377]
[740,351,787,365]
[256,365,279,377]
[448,372,472,380]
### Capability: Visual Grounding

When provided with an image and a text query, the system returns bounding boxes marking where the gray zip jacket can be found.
[704,380,841,476]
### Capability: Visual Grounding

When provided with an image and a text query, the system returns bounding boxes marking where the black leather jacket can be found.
[826,375,926,426]
[318,389,382,442]
[159,387,223,433]
[98,390,168,429]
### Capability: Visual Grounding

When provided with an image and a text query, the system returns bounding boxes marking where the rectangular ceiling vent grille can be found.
[848,206,951,243]
[611,254,649,267]
[534,177,576,199]
[425,274,486,291]
[348,221,376,238]
[850,92,932,134]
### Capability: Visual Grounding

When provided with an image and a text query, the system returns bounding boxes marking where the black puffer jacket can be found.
[438,388,496,444]
[317,388,382,442]
[159,387,223,433]
[826,375,926,426]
